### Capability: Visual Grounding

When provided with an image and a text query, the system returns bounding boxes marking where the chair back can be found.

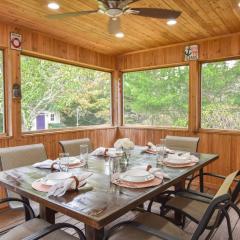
[165,135,199,152]
[59,138,92,156]
[192,170,239,239]
[214,170,239,199]
[0,144,47,208]
[0,144,47,171]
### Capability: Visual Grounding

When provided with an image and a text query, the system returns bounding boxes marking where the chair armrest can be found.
[186,172,227,190]
[0,198,35,219]
[176,190,213,203]
[22,223,86,240]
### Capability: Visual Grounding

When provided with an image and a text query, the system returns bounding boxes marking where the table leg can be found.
[199,169,204,193]
[85,224,104,240]
[40,205,56,224]
[174,180,185,225]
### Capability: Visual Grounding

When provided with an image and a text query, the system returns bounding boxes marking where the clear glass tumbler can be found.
[58,152,70,172]
[157,138,166,162]
[109,157,120,182]
[80,144,89,167]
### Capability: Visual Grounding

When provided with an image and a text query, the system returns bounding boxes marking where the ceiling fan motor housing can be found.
[106,8,123,18]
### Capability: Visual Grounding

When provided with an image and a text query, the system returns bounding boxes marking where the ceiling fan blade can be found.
[108,17,121,34]
[130,8,181,19]
[47,10,98,19]
[127,0,142,5]
[118,0,141,8]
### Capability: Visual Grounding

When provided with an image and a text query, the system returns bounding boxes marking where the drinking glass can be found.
[156,138,166,162]
[80,144,88,167]
[109,157,120,181]
[58,153,70,172]
[116,147,123,156]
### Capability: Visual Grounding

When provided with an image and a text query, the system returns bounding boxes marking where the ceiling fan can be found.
[47,0,181,38]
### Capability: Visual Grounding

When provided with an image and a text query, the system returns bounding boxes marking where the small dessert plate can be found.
[119,170,154,183]
[41,172,72,186]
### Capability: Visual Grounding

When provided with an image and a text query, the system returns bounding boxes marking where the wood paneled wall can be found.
[118,33,240,71]
[117,32,240,190]
[0,22,116,71]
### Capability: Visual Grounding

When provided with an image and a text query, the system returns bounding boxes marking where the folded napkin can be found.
[166,152,199,163]
[33,160,59,169]
[32,157,83,170]
[47,172,93,197]
[144,142,175,154]
[91,147,122,157]
[131,166,170,179]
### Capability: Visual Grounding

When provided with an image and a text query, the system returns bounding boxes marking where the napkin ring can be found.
[70,176,79,191]
[51,162,58,172]
[104,148,109,156]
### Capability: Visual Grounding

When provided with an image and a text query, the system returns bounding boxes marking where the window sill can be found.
[22,125,117,137]
[198,128,240,135]
[120,125,189,132]
[0,134,12,140]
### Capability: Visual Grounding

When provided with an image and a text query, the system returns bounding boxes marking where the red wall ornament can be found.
[10,32,22,51]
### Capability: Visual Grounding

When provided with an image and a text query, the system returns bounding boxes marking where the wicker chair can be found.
[0,198,86,240]
[104,170,238,240]
[59,138,92,156]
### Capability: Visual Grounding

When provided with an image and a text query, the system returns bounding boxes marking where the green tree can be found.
[124,66,189,127]
[21,56,111,131]
[201,60,240,129]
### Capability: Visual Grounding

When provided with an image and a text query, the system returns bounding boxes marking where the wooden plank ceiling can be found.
[0,0,239,55]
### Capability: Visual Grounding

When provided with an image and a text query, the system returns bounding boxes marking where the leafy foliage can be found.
[21,56,111,131]
[201,60,240,130]
[0,54,239,133]
[124,60,240,130]
[124,66,189,127]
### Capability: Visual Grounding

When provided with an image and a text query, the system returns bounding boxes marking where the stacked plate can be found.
[60,157,81,165]
[163,154,199,168]
[40,172,72,186]
[119,169,155,183]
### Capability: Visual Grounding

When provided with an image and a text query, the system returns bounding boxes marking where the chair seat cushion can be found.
[108,212,190,240]
[0,218,78,240]
[165,196,218,227]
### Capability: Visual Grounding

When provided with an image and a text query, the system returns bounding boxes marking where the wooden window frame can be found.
[20,52,114,135]
[0,48,10,138]
[199,57,240,133]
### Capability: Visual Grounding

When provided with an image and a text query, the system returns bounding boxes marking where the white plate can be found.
[41,172,72,186]
[119,170,154,183]
[58,157,81,165]
[46,172,72,180]
[164,157,192,165]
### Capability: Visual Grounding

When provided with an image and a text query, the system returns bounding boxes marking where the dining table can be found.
[0,146,218,240]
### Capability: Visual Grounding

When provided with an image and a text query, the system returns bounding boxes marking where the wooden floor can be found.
[0,186,239,239]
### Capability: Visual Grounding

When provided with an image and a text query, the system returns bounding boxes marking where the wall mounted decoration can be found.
[10,32,22,51]
[12,83,22,99]
[184,45,199,61]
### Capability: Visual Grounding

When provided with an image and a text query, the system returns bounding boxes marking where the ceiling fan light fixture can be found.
[167,19,177,25]
[115,32,124,38]
[48,2,60,10]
